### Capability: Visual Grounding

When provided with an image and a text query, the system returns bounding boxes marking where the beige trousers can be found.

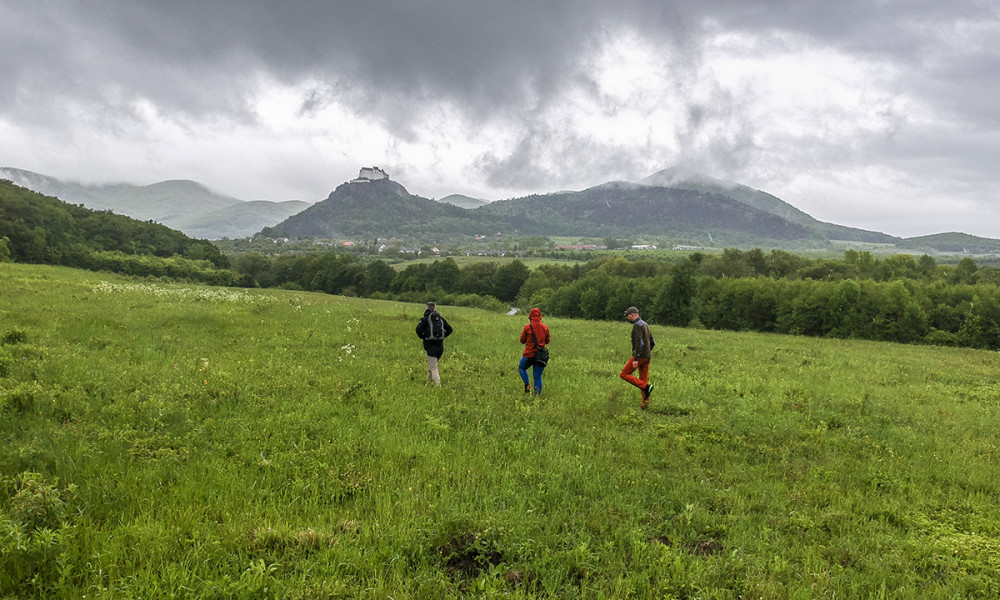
[426,355,441,386]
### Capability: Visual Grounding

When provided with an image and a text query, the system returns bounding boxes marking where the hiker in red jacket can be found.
[518,307,550,395]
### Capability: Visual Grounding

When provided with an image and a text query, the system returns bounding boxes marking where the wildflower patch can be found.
[92,281,281,305]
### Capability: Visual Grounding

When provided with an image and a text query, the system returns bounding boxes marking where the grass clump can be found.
[1,328,26,345]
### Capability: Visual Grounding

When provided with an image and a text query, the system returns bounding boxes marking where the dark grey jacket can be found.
[630,318,655,359]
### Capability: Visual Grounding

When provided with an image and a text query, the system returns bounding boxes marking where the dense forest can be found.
[0,180,234,284]
[227,248,1000,350]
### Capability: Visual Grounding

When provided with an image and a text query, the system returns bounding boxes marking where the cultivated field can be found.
[389,255,581,270]
[2,263,999,598]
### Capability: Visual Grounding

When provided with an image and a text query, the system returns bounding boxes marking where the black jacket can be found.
[416,309,453,357]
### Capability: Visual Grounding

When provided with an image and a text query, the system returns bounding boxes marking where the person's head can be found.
[426,301,436,312]
[624,306,639,322]
[529,307,542,320]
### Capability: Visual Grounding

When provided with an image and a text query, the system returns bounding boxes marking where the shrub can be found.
[923,329,959,347]
[8,472,68,532]
[0,473,75,596]
[1,328,26,345]
[0,381,42,414]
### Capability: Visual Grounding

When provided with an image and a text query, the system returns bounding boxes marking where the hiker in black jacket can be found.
[415,301,453,386]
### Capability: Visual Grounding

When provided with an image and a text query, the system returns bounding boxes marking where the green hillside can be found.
[265,178,502,238]
[2,263,999,597]
[899,232,1000,255]
[0,168,310,239]
[0,178,227,270]
[270,179,823,243]
[0,168,240,225]
[264,174,901,247]
[474,182,814,240]
[177,200,310,240]
[638,168,898,243]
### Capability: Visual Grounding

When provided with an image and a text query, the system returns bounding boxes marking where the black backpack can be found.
[426,312,446,341]
[529,323,548,367]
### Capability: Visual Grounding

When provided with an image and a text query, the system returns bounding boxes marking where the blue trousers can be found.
[518,356,545,393]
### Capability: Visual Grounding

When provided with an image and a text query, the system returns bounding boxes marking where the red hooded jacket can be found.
[519,307,550,357]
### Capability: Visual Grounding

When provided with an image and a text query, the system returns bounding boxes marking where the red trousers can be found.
[620,356,650,397]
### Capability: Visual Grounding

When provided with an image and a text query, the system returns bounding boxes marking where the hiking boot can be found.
[524,385,531,394]
[641,384,653,410]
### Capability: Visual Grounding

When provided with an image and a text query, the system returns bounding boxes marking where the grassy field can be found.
[2,263,1000,598]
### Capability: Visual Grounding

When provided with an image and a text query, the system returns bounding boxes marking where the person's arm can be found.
[520,325,528,344]
[416,318,426,339]
[443,318,454,338]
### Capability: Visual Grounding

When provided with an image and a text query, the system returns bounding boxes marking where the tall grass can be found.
[2,263,999,598]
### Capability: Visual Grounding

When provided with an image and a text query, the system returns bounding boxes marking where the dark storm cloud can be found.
[2,0,999,234]
[4,0,994,131]
[4,1,591,121]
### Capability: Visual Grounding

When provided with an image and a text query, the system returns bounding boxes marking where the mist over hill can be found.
[265,168,900,247]
[6,165,999,252]
[436,194,490,209]
[0,167,309,240]
[176,200,311,240]
[263,178,497,239]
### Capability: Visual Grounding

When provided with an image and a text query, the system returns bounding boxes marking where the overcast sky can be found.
[2,1,998,238]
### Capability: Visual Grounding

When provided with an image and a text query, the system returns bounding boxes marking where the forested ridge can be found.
[0,179,234,284]
[263,177,895,244]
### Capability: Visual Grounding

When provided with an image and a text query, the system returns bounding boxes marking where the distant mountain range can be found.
[263,168,926,249]
[6,165,1000,253]
[0,167,308,239]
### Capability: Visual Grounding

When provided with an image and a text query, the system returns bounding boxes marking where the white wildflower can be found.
[92,281,281,305]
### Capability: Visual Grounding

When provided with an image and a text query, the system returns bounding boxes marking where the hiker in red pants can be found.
[620,306,655,409]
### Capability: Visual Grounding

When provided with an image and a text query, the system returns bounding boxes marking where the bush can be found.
[923,329,959,347]
[441,293,508,313]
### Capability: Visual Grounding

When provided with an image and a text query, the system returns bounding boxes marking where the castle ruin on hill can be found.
[351,167,388,183]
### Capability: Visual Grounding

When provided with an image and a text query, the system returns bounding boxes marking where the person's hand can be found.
[631,360,639,369]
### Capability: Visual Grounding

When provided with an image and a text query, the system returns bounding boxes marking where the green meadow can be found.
[2,262,1000,598]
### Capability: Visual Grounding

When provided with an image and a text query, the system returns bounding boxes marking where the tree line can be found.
[528,250,1000,349]
[228,248,1000,350]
